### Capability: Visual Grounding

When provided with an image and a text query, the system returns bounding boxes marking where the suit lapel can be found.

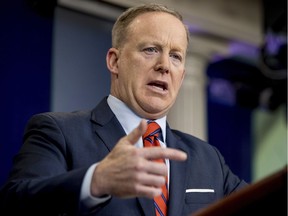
[90,97,126,151]
[90,98,156,215]
[137,198,155,216]
[166,127,189,216]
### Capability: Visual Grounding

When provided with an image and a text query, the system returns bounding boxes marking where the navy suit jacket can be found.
[0,97,247,216]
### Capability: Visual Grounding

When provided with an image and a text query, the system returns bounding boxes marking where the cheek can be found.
[121,56,143,76]
[127,59,151,82]
[172,72,185,89]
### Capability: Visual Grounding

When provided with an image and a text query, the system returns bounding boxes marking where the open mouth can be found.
[148,81,168,91]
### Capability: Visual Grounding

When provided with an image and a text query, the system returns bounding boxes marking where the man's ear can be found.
[106,48,119,75]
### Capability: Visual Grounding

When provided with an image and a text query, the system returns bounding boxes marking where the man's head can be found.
[106,3,189,119]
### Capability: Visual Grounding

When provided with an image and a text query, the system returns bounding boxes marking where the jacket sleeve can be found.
[0,113,90,215]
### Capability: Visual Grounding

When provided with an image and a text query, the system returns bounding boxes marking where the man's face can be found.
[109,12,188,119]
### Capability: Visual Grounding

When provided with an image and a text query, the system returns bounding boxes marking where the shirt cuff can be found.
[80,163,111,211]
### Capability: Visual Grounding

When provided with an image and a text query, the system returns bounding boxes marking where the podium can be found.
[190,165,287,216]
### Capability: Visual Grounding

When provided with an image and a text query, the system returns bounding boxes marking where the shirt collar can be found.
[107,94,167,144]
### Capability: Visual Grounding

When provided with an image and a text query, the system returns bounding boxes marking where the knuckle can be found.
[133,184,142,195]
[130,147,140,156]
[134,159,145,172]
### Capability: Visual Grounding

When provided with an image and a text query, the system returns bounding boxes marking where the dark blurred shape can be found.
[190,165,287,216]
[207,0,287,112]
[207,57,287,111]
[260,0,287,79]
[0,0,53,186]
[262,0,286,34]
[25,0,58,17]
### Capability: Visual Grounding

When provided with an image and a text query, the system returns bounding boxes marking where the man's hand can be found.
[90,119,187,199]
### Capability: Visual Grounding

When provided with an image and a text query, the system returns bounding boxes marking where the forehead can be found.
[128,12,188,49]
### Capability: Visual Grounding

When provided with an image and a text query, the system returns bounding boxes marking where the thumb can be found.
[126,119,147,145]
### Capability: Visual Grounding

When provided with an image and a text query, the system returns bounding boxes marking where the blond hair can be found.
[112,3,190,48]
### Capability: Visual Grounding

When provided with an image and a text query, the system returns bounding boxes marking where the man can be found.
[0,3,248,216]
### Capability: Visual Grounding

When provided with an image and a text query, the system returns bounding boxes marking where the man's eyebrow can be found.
[137,41,161,50]
[138,41,160,46]
[137,41,185,53]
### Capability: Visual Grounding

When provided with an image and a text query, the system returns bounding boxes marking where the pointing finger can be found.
[141,147,187,161]
[125,119,147,145]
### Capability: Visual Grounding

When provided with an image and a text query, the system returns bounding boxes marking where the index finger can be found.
[125,119,147,145]
[141,147,187,161]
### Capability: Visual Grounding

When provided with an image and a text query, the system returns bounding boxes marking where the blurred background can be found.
[0,0,287,186]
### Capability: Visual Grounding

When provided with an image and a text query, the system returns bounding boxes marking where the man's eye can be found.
[144,47,157,53]
[170,53,182,61]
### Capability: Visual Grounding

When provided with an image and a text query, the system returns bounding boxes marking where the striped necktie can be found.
[142,120,168,216]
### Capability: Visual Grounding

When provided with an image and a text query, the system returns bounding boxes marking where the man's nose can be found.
[154,54,170,73]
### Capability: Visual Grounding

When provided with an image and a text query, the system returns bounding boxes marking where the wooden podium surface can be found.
[190,165,287,216]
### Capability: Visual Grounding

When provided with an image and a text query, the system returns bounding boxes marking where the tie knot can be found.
[143,121,161,139]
